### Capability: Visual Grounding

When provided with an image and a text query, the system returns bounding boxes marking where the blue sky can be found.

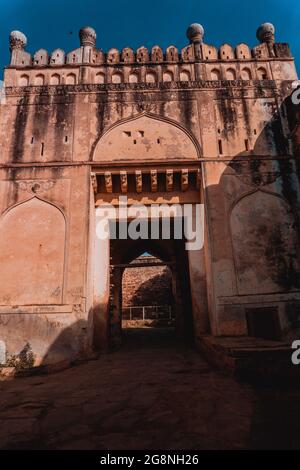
[0,0,299,75]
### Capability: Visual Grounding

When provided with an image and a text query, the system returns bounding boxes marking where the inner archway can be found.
[109,235,194,349]
[122,253,174,328]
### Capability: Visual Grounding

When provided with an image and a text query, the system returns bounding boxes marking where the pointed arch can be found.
[92,113,201,162]
[0,197,66,305]
[66,73,76,85]
[230,189,300,295]
[19,74,29,86]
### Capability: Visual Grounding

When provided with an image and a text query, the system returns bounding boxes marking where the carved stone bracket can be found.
[181,169,189,192]
[91,172,98,194]
[120,171,128,193]
[166,170,173,192]
[135,170,142,193]
[104,172,113,193]
[151,170,158,192]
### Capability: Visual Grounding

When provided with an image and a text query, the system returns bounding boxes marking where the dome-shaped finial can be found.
[256,22,275,43]
[186,23,205,44]
[79,26,97,47]
[9,30,27,51]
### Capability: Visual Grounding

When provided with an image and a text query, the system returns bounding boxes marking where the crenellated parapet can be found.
[5,22,297,87]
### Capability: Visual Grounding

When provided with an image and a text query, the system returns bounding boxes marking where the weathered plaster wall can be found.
[0,165,91,363]
[0,26,300,362]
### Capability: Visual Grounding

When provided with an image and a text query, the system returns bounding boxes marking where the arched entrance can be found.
[122,254,174,328]
[91,113,210,351]
[109,237,194,348]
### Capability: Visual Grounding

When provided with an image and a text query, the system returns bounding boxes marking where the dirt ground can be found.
[1,328,300,450]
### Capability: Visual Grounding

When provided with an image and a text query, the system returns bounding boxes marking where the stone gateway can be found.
[0,22,300,366]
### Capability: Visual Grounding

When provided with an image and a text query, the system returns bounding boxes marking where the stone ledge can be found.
[4,79,277,96]
[198,335,300,381]
[218,291,300,306]
[0,305,73,314]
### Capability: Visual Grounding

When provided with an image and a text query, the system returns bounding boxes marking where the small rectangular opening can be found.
[246,307,281,341]
[41,142,44,156]
[218,140,223,155]
[245,139,249,151]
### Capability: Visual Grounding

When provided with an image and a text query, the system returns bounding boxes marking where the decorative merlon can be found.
[8,22,292,69]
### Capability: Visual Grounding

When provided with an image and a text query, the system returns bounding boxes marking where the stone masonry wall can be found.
[122,265,172,307]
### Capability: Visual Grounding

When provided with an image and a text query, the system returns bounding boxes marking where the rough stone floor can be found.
[1,328,300,450]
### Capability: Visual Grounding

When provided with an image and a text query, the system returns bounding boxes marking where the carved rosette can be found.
[229,162,282,187]
[237,171,281,187]
[15,180,56,194]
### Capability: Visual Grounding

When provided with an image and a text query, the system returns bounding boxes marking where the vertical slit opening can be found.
[218,140,223,155]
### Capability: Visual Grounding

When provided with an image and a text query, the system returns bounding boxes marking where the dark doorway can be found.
[122,254,174,328]
[109,231,194,349]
